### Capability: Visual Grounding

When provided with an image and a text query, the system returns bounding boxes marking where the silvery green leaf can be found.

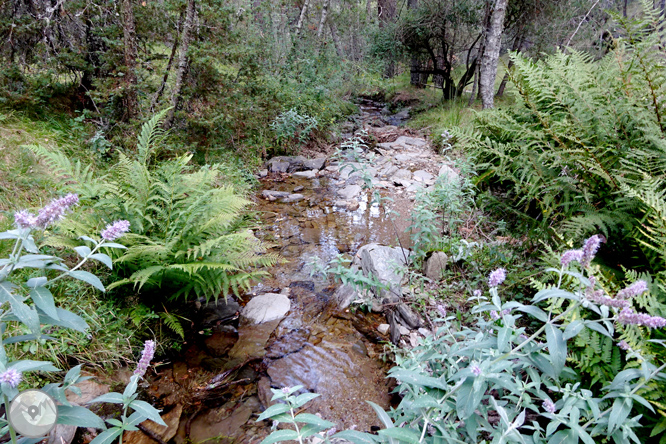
[260,430,300,444]
[378,427,422,444]
[30,286,58,320]
[298,424,325,439]
[22,237,39,253]
[89,392,125,405]
[367,401,394,430]
[100,242,127,249]
[64,364,83,385]
[0,231,19,240]
[36,307,89,332]
[57,405,106,429]
[26,277,47,288]
[9,360,59,372]
[123,374,139,399]
[3,334,55,344]
[547,429,576,444]
[585,321,613,338]
[563,321,584,340]
[293,413,335,429]
[293,392,319,408]
[545,324,566,378]
[129,400,166,426]
[90,253,113,269]
[532,289,579,303]
[608,397,632,435]
[79,236,98,244]
[390,369,448,390]
[498,327,511,353]
[88,427,122,444]
[68,270,105,292]
[517,306,549,323]
[74,245,92,258]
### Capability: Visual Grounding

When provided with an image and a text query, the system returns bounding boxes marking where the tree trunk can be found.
[378,0,397,78]
[164,0,196,129]
[151,12,184,112]
[623,0,628,17]
[317,0,331,39]
[408,0,421,87]
[121,0,139,120]
[295,0,311,37]
[329,20,344,58]
[496,28,524,97]
[479,0,508,109]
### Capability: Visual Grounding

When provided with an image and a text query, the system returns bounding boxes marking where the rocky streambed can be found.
[80,102,461,444]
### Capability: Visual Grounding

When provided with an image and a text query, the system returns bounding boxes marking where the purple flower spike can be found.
[36,193,79,229]
[618,340,631,351]
[473,289,482,298]
[101,220,131,241]
[581,235,604,267]
[488,268,507,288]
[617,281,648,300]
[490,310,500,320]
[134,340,156,377]
[470,364,482,376]
[14,210,38,229]
[436,304,447,317]
[542,399,556,413]
[561,249,583,267]
[0,369,22,388]
[618,308,666,329]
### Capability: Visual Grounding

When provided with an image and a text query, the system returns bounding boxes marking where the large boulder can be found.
[356,243,411,302]
[424,251,448,281]
[266,156,309,173]
[241,293,291,325]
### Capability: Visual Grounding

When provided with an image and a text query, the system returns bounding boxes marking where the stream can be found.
[117,100,454,444]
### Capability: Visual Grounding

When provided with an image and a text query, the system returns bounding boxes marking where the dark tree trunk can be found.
[378,0,397,78]
[623,0,628,17]
[121,0,139,120]
[151,12,184,112]
[164,0,196,129]
[408,0,422,87]
[479,0,508,109]
[496,28,524,97]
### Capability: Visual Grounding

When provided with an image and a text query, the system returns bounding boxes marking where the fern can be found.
[32,111,280,302]
[159,311,185,339]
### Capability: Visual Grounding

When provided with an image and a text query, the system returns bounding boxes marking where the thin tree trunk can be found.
[164,0,196,129]
[317,0,331,39]
[623,0,628,17]
[366,0,372,21]
[329,20,344,58]
[121,0,139,120]
[496,28,524,97]
[151,12,184,112]
[378,0,396,78]
[479,0,508,109]
[408,0,421,86]
[295,0,311,37]
[468,67,478,106]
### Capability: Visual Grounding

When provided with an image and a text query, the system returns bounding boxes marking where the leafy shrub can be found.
[28,110,279,302]
[270,108,319,152]
[0,195,165,443]
[457,4,666,271]
[333,236,666,444]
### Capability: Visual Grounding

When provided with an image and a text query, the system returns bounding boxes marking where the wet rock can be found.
[396,302,422,329]
[357,243,411,301]
[304,157,327,170]
[262,190,290,200]
[241,293,291,325]
[293,185,305,192]
[123,404,182,444]
[377,324,390,335]
[199,298,241,327]
[204,327,238,356]
[269,161,290,173]
[413,170,434,182]
[439,164,460,185]
[333,283,360,309]
[424,251,448,281]
[281,193,305,203]
[187,405,253,444]
[266,329,310,358]
[293,170,317,179]
[266,156,309,173]
[47,425,76,444]
[337,163,363,180]
[337,185,362,200]
[334,199,360,211]
[257,377,274,408]
[228,319,282,360]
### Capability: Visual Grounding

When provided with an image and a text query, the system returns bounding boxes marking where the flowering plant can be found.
[333,235,666,444]
[0,194,162,443]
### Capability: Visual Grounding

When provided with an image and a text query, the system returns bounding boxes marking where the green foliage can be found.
[459,4,666,279]
[30,111,279,302]
[270,108,319,153]
[256,385,334,444]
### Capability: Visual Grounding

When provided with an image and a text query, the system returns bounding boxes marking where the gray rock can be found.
[418,328,431,337]
[293,185,304,192]
[293,170,317,179]
[381,165,399,177]
[334,200,360,211]
[377,324,390,335]
[395,154,412,162]
[395,179,413,188]
[338,184,362,199]
[377,142,397,150]
[394,136,427,148]
[413,170,434,182]
[424,251,448,281]
[48,425,76,444]
[439,164,461,185]
[199,298,241,327]
[391,169,412,181]
[303,157,327,170]
[396,302,422,328]
[269,161,289,173]
[262,190,290,200]
[338,162,363,180]
[281,193,305,203]
[241,293,291,324]
[357,243,411,301]
[258,169,268,178]
[406,183,423,193]
[398,325,411,336]
[333,283,361,309]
